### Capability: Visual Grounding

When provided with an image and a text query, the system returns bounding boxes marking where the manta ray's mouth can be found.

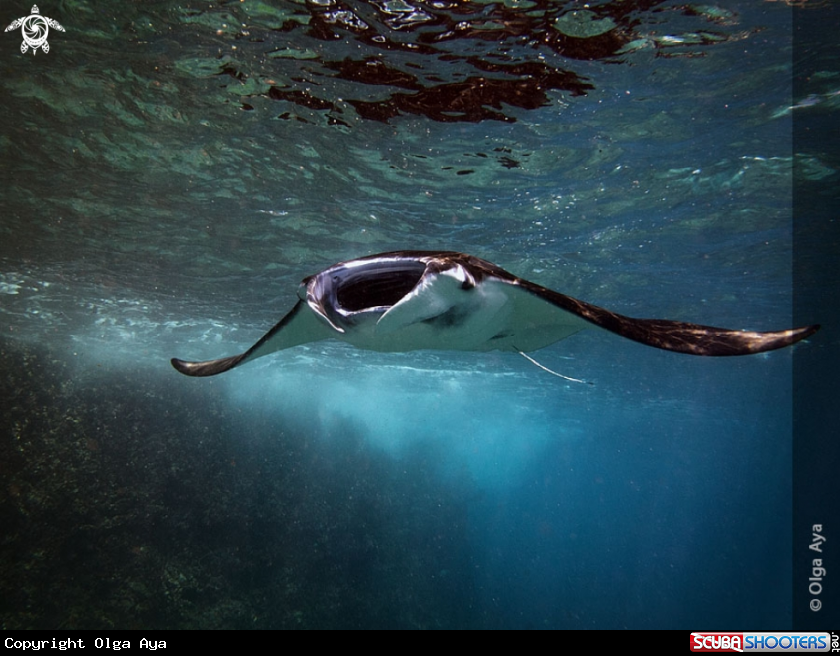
[333,260,426,312]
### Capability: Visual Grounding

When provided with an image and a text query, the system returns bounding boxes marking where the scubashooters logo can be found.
[4,5,65,54]
[690,632,831,652]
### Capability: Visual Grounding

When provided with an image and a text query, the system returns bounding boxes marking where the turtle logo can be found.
[5,5,65,55]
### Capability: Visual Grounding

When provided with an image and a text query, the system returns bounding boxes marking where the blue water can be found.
[0,0,835,629]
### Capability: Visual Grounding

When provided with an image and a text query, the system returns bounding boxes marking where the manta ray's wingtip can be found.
[170,357,194,374]
[794,323,821,345]
[703,322,820,356]
[784,323,820,347]
[171,354,246,377]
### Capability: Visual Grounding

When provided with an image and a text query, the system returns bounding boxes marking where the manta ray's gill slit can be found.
[336,262,425,311]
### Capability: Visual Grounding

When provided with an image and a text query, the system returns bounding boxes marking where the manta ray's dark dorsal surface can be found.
[171,251,819,377]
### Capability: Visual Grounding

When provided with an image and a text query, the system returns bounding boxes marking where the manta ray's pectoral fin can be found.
[171,299,332,377]
[516,280,821,356]
[606,320,821,356]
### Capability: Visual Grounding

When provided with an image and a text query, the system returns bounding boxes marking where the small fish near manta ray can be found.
[170,251,819,378]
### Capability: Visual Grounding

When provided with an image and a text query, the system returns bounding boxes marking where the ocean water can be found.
[0,0,835,630]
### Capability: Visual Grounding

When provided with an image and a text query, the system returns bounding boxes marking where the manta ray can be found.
[171,250,818,377]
